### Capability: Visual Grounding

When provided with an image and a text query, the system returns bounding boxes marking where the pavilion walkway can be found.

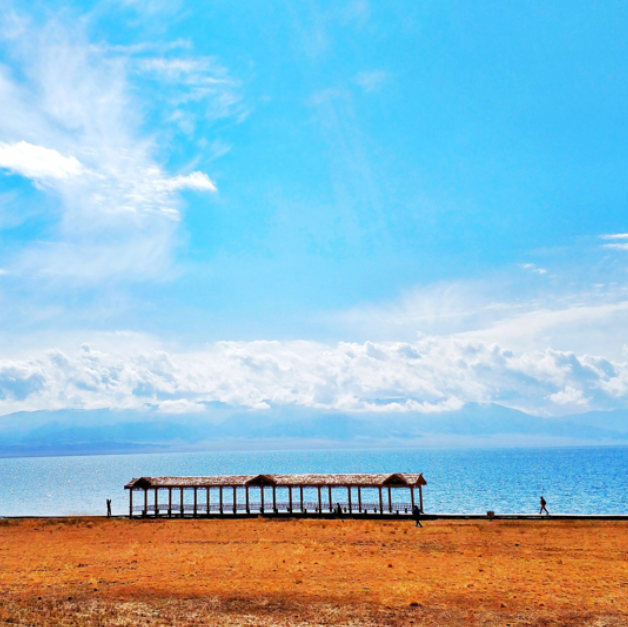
[125,473,427,518]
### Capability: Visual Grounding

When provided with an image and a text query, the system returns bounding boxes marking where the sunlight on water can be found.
[0,446,627,516]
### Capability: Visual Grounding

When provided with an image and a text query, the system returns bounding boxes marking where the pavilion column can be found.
[348,487,352,514]
[220,486,224,514]
[245,486,250,513]
[272,486,277,513]
[358,486,362,512]
[193,487,198,517]
[129,489,133,518]
[168,487,172,517]
[328,486,332,512]
[317,486,322,513]
[206,487,210,516]
[143,488,148,517]
[154,488,158,517]
[288,486,293,513]
[180,487,184,517]
[233,487,237,514]
[378,487,383,513]
[388,486,392,513]
[300,486,304,512]
[419,485,424,513]
[410,487,415,510]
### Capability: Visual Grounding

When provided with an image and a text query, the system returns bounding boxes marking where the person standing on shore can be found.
[106,499,112,518]
[539,496,549,515]
[412,505,423,528]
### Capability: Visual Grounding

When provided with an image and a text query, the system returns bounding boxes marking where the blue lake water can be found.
[0,445,626,517]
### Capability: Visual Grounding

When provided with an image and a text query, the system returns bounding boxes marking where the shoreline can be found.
[2,512,628,520]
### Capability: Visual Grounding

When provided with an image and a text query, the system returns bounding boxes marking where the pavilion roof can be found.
[125,473,426,490]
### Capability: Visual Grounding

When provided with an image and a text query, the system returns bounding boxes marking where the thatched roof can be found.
[125,473,426,490]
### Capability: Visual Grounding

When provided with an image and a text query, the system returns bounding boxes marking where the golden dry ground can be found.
[0,517,627,626]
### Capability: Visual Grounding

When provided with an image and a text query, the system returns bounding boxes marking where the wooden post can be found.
[143,488,148,517]
[206,487,210,515]
[261,487,265,513]
[300,486,304,512]
[129,489,133,518]
[272,486,277,513]
[358,486,362,512]
[378,487,383,513]
[180,487,184,517]
[388,486,392,513]
[348,487,352,514]
[154,488,158,517]
[317,486,322,513]
[219,486,224,514]
[233,487,237,514]
[419,485,423,513]
[328,485,332,512]
[410,487,415,509]
[168,487,172,517]
[245,486,250,513]
[193,487,198,517]
[288,486,293,513]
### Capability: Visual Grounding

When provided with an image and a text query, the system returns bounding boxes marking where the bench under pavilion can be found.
[125,473,427,518]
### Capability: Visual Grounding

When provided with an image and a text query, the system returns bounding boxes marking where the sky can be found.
[2,0,628,420]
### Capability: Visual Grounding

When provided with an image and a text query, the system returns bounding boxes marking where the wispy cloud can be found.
[520,263,547,275]
[137,55,248,122]
[330,268,628,361]
[0,15,221,281]
[354,70,389,92]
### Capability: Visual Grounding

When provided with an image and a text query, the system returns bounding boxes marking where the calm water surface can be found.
[0,446,626,517]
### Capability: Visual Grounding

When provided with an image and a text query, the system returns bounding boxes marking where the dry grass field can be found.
[0,517,627,626]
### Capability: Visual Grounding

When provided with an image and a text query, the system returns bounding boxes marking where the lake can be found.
[0,445,626,517]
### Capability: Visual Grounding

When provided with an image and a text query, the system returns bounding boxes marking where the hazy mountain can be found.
[0,404,627,457]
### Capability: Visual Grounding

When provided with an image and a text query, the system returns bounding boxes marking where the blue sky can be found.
[2,1,628,420]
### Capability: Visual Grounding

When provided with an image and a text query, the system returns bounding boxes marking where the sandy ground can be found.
[0,517,627,626]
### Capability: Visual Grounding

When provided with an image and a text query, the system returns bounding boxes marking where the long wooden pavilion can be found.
[125,473,427,518]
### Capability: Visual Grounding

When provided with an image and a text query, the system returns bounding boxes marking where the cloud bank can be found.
[1,337,627,418]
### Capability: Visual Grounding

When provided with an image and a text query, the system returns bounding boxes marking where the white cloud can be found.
[600,233,628,251]
[0,141,82,180]
[1,336,628,417]
[167,171,217,192]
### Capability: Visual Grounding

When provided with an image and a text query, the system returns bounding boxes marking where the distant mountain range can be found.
[0,403,627,457]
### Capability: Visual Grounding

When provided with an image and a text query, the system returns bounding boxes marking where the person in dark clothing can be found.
[539,496,549,515]
[106,499,112,518]
[412,505,422,527]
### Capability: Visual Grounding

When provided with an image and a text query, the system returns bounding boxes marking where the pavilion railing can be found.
[132,501,416,516]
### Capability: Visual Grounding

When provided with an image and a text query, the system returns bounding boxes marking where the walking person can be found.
[539,495,549,516]
[106,499,112,518]
[412,505,423,528]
